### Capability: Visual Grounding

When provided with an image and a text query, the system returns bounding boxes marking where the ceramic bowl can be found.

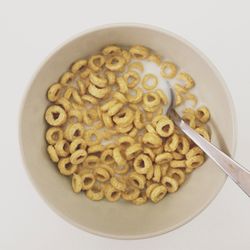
[19,24,237,239]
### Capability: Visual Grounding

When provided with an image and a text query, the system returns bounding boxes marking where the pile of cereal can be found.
[45,45,210,204]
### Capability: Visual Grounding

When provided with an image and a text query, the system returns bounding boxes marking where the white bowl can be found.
[19,23,237,239]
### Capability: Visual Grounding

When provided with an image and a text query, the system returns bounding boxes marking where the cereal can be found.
[44,44,211,205]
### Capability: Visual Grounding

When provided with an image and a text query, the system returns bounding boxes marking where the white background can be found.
[0,0,250,249]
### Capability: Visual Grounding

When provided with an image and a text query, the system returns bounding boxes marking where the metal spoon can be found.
[164,81,250,196]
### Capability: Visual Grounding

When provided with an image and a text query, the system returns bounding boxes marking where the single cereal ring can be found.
[101,99,117,112]
[167,168,185,185]
[152,146,164,155]
[113,163,130,175]
[156,118,174,137]
[122,186,140,201]
[146,165,154,180]
[63,86,75,100]
[71,59,88,74]
[150,185,167,203]
[161,176,178,193]
[156,89,168,105]
[152,164,161,183]
[152,115,166,127]
[99,163,115,177]
[105,56,125,71]
[45,105,67,126]
[82,94,98,105]
[94,167,110,182]
[55,139,70,157]
[47,145,59,162]
[107,102,124,116]
[134,109,145,129]
[129,45,149,59]
[147,54,161,65]
[113,147,127,166]
[102,113,114,128]
[164,133,179,152]
[142,132,162,148]
[121,49,131,63]
[116,123,133,134]
[84,129,100,146]
[195,106,210,123]
[160,61,177,79]
[126,88,143,104]
[155,152,173,164]
[88,84,109,99]
[143,92,161,108]
[129,127,138,137]
[174,83,188,94]
[142,104,160,113]
[174,90,183,106]
[124,71,140,88]
[186,146,203,159]
[112,92,127,104]
[70,149,87,165]
[177,72,195,89]
[46,127,63,145]
[129,172,146,190]
[80,172,95,191]
[104,184,121,202]
[72,89,84,105]
[64,123,84,141]
[60,72,74,85]
[169,160,186,168]
[84,155,100,168]
[116,76,128,94]
[89,72,108,87]
[172,152,185,160]
[145,124,157,134]
[88,55,105,72]
[177,136,190,155]
[186,155,205,169]
[143,147,155,161]
[58,157,77,176]
[80,67,92,79]
[68,109,82,123]
[195,126,210,141]
[128,61,144,72]
[161,164,169,177]
[47,83,63,102]
[105,70,116,85]
[133,154,152,174]
[142,74,158,90]
[146,183,159,198]
[118,136,135,149]
[113,108,134,126]
[132,192,147,205]
[82,109,96,126]
[87,144,105,155]
[182,109,196,129]
[110,177,126,192]
[71,174,83,193]
[125,143,143,160]
[86,184,104,201]
[101,149,115,165]
[56,97,71,111]
[102,45,122,56]
[69,138,87,154]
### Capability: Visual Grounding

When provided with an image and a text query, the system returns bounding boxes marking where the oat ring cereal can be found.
[44,44,211,204]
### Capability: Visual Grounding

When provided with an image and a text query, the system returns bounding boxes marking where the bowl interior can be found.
[20,25,235,239]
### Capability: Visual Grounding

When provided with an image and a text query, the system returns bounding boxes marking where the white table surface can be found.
[0,0,249,249]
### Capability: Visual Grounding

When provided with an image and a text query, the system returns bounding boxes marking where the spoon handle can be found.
[169,109,250,197]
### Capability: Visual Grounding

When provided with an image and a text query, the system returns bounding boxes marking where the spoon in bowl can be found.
[163,80,250,196]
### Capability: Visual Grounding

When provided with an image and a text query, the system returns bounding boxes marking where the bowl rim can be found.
[19,22,238,240]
